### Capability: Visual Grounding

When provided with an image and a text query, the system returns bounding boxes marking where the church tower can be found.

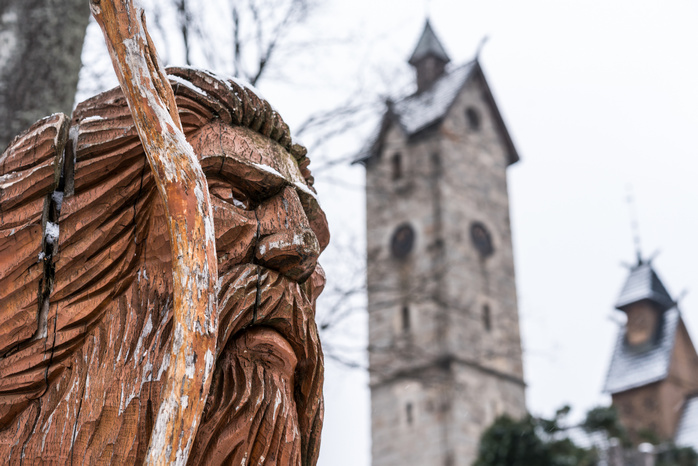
[357,22,526,465]
[604,259,698,448]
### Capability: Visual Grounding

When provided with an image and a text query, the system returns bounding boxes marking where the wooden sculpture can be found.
[0,0,328,464]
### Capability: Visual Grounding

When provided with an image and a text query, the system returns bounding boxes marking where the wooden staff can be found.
[89,0,218,464]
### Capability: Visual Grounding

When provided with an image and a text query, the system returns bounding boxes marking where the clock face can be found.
[470,221,494,258]
[391,223,415,259]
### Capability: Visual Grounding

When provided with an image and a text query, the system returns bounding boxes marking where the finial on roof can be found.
[408,20,451,66]
[409,20,450,93]
[475,36,489,62]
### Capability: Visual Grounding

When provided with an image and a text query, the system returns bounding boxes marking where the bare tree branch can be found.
[175,0,192,65]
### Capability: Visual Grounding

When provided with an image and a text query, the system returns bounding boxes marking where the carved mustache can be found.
[216,262,324,355]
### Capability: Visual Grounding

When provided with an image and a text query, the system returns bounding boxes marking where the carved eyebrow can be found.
[201,153,277,191]
[199,140,311,204]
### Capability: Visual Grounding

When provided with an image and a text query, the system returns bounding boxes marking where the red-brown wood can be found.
[0,4,328,464]
[90,1,218,462]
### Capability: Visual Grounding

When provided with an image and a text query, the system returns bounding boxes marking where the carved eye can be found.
[209,184,252,210]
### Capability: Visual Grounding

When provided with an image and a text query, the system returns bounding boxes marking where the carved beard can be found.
[187,263,324,466]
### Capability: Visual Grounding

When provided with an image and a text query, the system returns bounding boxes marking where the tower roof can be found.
[604,307,679,394]
[394,61,474,134]
[353,60,520,166]
[604,261,679,394]
[408,20,451,66]
[615,261,674,311]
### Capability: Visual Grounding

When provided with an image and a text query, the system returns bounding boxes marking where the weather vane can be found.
[476,36,489,61]
[626,184,644,264]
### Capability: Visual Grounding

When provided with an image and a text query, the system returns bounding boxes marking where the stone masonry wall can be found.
[367,70,525,466]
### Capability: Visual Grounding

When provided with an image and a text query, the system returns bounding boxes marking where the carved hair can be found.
[73,66,315,188]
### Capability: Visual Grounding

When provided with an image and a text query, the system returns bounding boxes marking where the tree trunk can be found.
[0,0,90,150]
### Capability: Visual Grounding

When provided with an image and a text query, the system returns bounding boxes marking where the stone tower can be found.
[357,22,526,466]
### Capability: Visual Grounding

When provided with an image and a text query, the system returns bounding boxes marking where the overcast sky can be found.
[77,1,698,464]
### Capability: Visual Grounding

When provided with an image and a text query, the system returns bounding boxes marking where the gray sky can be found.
[77,1,698,464]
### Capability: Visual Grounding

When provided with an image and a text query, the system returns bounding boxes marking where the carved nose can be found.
[255,187,320,282]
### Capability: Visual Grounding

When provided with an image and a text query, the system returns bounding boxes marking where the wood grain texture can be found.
[90,1,218,462]
[0,23,328,466]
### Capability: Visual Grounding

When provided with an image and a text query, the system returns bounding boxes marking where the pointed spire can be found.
[408,20,450,92]
[616,261,674,312]
[408,20,451,66]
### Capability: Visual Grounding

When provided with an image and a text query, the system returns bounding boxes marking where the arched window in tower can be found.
[482,304,492,332]
[402,305,411,332]
[391,152,403,180]
[405,402,414,425]
[470,221,494,258]
[466,106,480,131]
[391,223,415,259]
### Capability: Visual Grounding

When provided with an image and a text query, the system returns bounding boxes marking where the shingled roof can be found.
[394,62,475,135]
[355,60,519,165]
[604,307,679,394]
[615,262,674,311]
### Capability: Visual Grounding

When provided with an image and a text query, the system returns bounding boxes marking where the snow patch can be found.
[157,353,171,381]
[230,76,268,102]
[0,164,44,190]
[134,314,153,362]
[169,75,209,97]
[294,181,318,201]
[203,349,214,383]
[185,351,195,379]
[81,115,105,123]
[51,191,64,211]
[253,162,283,178]
[44,222,59,245]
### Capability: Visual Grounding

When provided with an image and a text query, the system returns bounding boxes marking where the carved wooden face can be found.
[190,120,329,285]
[184,121,328,464]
